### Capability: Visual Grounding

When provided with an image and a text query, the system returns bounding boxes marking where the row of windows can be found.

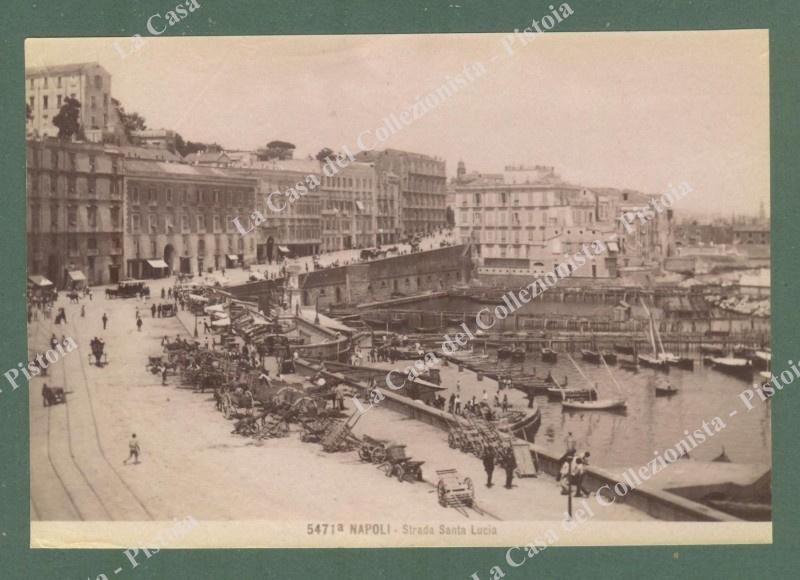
[129,213,246,235]
[322,175,374,191]
[30,204,121,230]
[28,73,103,90]
[129,185,251,207]
[28,149,120,173]
[29,173,121,197]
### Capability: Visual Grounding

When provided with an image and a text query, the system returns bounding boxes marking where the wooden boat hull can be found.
[495,407,542,442]
[614,344,636,355]
[562,398,627,411]
[638,355,671,373]
[541,349,557,363]
[709,358,754,381]
[547,387,593,401]
[582,350,617,365]
[655,386,678,397]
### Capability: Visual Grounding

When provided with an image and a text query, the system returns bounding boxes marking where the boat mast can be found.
[600,354,625,397]
[640,298,658,356]
[566,353,596,393]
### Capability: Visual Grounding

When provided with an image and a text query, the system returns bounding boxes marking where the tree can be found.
[257,140,295,161]
[316,147,335,162]
[52,97,82,140]
[111,98,147,140]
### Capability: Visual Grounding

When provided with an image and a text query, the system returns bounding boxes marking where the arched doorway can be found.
[266,236,274,264]
[163,244,175,273]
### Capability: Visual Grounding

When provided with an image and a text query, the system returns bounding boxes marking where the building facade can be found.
[26,138,125,286]
[319,161,381,251]
[25,62,120,143]
[357,149,447,236]
[123,160,258,278]
[231,160,323,261]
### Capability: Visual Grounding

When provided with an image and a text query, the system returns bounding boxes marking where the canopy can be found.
[226,254,239,261]
[147,259,169,269]
[67,270,86,281]
[188,293,209,303]
[278,246,290,253]
[355,200,365,212]
[212,317,231,327]
[606,241,620,252]
[28,275,54,287]
[204,303,225,314]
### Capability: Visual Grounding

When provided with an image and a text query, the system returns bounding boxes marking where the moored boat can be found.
[655,379,679,397]
[614,344,636,355]
[709,356,754,381]
[562,397,627,411]
[541,348,557,362]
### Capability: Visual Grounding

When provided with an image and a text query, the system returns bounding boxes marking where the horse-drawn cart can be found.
[378,444,424,482]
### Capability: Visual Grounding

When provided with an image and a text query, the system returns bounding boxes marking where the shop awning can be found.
[355,200,365,212]
[67,270,86,281]
[188,293,209,303]
[606,241,620,252]
[147,259,169,269]
[212,317,231,327]
[204,304,225,314]
[28,275,54,287]
[278,246,290,253]
[226,254,239,261]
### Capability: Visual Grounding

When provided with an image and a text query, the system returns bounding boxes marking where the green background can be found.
[0,0,796,578]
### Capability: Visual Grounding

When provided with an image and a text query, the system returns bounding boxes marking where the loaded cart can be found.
[436,469,474,508]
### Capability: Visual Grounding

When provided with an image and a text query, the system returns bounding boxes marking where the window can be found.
[151,241,157,256]
[87,177,96,195]
[88,237,97,251]
[148,187,156,204]
[28,96,34,110]
[165,215,174,233]
[94,75,103,89]
[149,214,158,234]
[103,93,108,108]
[67,206,77,227]
[57,95,62,109]
[68,153,76,170]
[43,96,48,109]
[57,76,62,88]
[87,206,97,228]
[213,215,221,232]
[50,205,58,229]
[130,186,139,204]
[51,150,58,169]
[182,215,189,233]
[110,207,120,228]
[166,188,173,204]
[90,95,96,110]
[31,205,40,230]
[197,215,206,231]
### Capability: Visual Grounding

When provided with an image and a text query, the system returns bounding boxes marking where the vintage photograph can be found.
[23,27,771,549]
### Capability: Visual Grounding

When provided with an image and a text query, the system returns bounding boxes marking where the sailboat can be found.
[561,353,627,411]
[636,298,693,371]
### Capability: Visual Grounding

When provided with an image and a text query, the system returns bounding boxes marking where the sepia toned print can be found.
[24,29,770,550]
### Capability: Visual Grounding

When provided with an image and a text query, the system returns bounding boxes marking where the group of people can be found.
[482,446,519,489]
[447,388,510,417]
[558,432,591,497]
[150,302,174,318]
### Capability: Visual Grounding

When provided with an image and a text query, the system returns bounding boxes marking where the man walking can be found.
[102,313,108,330]
[151,303,157,318]
[136,317,143,332]
[123,434,141,465]
[502,449,518,489]
[482,448,495,488]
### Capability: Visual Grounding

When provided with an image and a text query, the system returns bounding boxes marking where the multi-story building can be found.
[231,159,323,261]
[454,165,624,278]
[357,149,447,236]
[123,161,258,278]
[25,62,121,143]
[732,223,770,246]
[319,161,380,251]
[26,138,125,286]
[131,128,177,151]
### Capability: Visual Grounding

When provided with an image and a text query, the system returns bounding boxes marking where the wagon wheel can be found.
[293,396,319,415]
[472,440,485,458]
[395,464,406,482]
[357,446,371,462]
[447,432,457,449]
[371,447,387,464]
[382,463,394,477]
[437,480,447,507]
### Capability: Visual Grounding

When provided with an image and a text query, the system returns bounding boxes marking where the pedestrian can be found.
[482,448,495,488]
[88,289,93,301]
[161,287,166,299]
[456,380,461,394]
[167,287,172,299]
[80,304,85,318]
[447,393,455,414]
[502,450,517,489]
[42,383,50,407]
[102,313,108,330]
[502,393,509,412]
[161,365,168,385]
[454,394,461,415]
[151,303,157,318]
[560,460,571,495]
[157,304,163,318]
[572,452,590,497]
[559,431,577,464]
[135,307,140,319]
[137,317,143,332]
[123,434,141,465]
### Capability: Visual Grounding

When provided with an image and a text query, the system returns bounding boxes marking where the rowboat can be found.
[655,380,679,397]
[493,406,542,442]
[709,356,754,381]
[618,357,639,372]
[751,350,771,371]
[637,353,671,372]
[546,387,594,401]
[699,345,725,357]
[541,348,558,362]
[581,349,617,365]
[562,398,627,411]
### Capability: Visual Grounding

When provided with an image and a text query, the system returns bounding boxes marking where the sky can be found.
[26,30,769,216]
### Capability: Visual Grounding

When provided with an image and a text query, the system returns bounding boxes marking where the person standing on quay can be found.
[502,449,517,489]
[102,313,108,330]
[151,303,157,318]
[124,434,141,465]
[136,317,143,332]
[482,448,495,488]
